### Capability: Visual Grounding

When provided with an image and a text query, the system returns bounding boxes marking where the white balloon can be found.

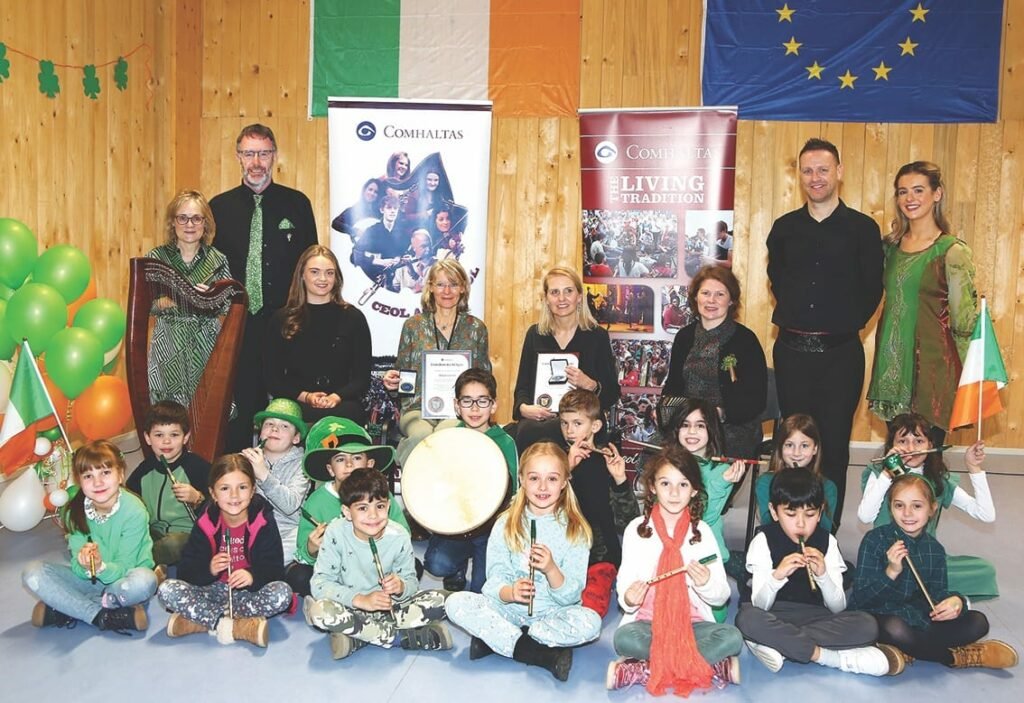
[0,469,47,532]
[103,340,123,365]
[33,436,52,457]
[49,488,70,508]
[0,360,13,414]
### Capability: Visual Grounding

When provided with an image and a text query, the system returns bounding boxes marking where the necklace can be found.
[433,311,459,350]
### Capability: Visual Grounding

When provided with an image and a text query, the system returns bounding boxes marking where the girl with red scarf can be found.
[608,446,742,693]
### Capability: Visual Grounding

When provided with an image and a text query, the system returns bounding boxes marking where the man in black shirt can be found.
[210,124,318,451]
[767,138,883,529]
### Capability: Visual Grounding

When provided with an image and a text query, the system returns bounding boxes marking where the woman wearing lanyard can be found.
[382,259,490,466]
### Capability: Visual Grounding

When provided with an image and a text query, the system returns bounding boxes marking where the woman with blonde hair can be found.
[382,257,491,465]
[146,189,232,406]
[512,266,620,451]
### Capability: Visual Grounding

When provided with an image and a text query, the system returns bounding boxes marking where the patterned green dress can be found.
[145,244,232,407]
[867,234,977,430]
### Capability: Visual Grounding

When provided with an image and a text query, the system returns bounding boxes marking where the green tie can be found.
[245,193,264,313]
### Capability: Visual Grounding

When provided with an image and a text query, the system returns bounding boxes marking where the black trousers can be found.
[773,336,864,529]
[875,612,989,665]
[225,312,269,452]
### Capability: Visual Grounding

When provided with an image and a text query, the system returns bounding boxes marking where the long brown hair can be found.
[769,414,823,475]
[502,442,591,551]
[883,413,947,500]
[886,161,951,245]
[281,245,348,340]
[62,440,127,535]
[636,445,705,544]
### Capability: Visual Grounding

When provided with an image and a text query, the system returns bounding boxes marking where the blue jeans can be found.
[22,561,157,624]
[425,534,488,592]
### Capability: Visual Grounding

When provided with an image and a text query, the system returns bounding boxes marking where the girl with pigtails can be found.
[607,446,742,694]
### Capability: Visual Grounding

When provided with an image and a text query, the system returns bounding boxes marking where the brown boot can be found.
[154,565,168,586]
[166,613,208,638]
[232,616,269,647]
[950,640,1019,669]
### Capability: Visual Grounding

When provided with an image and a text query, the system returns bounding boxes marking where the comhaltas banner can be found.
[327,98,492,357]
[579,107,737,450]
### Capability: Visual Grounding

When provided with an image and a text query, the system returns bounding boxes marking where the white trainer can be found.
[838,646,892,676]
[745,640,784,673]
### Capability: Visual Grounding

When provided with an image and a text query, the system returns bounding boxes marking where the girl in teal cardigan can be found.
[22,440,157,634]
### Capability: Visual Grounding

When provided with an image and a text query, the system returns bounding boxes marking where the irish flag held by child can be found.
[949,299,1008,431]
[0,341,58,476]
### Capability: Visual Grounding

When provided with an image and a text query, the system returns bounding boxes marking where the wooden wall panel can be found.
[4,0,1022,447]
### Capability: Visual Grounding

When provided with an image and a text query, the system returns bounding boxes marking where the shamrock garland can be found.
[0,40,140,99]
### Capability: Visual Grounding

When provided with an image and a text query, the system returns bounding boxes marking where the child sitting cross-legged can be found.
[288,416,407,597]
[736,469,904,677]
[305,468,451,659]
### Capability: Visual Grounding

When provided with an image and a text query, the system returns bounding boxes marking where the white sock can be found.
[815,647,841,669]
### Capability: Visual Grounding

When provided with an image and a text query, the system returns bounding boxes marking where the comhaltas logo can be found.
[595,140,618,164]
[356,121,377,141]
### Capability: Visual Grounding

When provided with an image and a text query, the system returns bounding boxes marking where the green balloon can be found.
[44,327,103,399]
[0,218,38,289]
[41,426,63,441]
[0,282,15,300]
[0,299,16,360]
[33,244,92,303]
[5,283,67,355]
[72,298,126,351]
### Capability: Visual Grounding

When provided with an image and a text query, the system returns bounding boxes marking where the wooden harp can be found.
[126,258,247,463]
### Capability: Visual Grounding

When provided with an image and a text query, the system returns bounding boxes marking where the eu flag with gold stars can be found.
[702,1,1002,123]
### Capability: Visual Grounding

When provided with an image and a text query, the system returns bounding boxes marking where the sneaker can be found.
[302,596,318,628]
[31,602,77,629]
[745,640,784,673]
[606,657,650,690]
[95,605,147,634]
[711,655,741,687]
[838,646,895,676]
[232,616,269,647]
[875,644,907,675]
[469,636,494,660]
[950,640,1019,669]
[443,574,468,592]
[400,622,454,651]
[166,613,207,638]
[329,632,367,660]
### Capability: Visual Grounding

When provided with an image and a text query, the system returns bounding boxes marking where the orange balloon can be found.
[66,275,97,326]
[40,366,78,436]
[73,375,132,440]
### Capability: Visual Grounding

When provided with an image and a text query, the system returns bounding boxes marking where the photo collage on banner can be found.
[327,99,492,445]
[579,109,738,482]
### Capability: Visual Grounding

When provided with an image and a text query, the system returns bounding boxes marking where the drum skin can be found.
[401,427,509,536]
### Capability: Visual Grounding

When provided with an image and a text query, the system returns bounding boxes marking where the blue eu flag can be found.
[702,1,1002,123]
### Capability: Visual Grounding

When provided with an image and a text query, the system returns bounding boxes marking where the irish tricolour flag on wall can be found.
[0,342,58,476]
[949,299,1008,431]
[309,0,580,117]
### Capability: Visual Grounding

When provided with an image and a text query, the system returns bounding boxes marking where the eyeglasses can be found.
[237,149,276,161]
[174,214,205,226]
[433,282,460,291]
[457,397,494,409]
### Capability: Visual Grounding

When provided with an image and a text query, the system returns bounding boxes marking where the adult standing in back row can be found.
[767,138,883,530]
[211,124,318,451]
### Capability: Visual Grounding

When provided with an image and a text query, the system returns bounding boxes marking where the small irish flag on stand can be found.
[949,298,1008,437]
[0,341,61,476]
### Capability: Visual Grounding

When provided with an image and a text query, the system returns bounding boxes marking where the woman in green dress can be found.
[145,189,232,407]
[867,161,978,446]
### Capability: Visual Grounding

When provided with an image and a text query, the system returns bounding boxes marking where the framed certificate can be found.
[421,350,472,419]
[533,352,580,411]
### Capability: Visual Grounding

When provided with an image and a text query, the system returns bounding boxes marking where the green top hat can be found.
[253,398,308,441]
[302,416,395,483]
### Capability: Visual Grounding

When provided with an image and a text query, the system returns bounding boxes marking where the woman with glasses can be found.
[382,258,491,467]
[265,245,371,425]
[663,265,767,459]
[145,189,232,406]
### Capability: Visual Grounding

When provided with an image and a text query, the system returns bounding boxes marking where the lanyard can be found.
[432,311,459,351]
